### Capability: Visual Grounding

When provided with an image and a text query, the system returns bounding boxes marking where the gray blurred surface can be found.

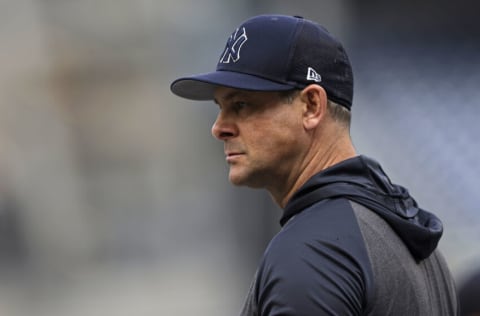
[0,1,478,315]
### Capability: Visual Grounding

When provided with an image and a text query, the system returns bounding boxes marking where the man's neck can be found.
[275,134,356,209]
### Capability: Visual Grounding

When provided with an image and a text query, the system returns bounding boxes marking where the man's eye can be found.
[233,101,248,112]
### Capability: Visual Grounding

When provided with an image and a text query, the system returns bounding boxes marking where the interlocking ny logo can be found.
[219,27,248,64]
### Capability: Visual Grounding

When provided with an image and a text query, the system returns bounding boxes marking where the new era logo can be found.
[306,67,322,82]
[219,27,248,64]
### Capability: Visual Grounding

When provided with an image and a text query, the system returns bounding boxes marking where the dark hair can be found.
[279,89,351,129]
[327,100,351,130]
[278,89,300,104]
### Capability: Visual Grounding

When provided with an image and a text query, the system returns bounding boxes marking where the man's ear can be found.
[300,84,328,130]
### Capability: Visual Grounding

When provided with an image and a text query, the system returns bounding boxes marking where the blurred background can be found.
[0,0,479,315]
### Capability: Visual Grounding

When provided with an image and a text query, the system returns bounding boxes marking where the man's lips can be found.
[225,152,245,162]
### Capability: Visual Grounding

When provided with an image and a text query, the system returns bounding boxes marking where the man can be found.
[170,14,458,315]
[458,267,480,315]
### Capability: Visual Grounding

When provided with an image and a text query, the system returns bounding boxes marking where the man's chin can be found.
[228,170,250,187]
[228,172,264,189]
[228,175,247,186]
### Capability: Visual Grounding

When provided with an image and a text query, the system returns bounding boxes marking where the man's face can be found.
[212,87,307,189]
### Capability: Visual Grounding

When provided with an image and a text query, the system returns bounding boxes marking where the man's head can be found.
[170,15,355,205]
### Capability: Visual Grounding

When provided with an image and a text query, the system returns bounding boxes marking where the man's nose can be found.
[211,112,238,140]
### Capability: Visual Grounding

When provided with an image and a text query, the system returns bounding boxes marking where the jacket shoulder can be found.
[254,198,374,315]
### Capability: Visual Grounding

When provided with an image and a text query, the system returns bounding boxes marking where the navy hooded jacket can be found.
[240,155,457,316]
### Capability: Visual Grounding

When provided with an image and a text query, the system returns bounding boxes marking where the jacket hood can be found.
[281,155,443,260]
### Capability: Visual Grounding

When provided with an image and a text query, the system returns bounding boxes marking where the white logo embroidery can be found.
[219,27,248,64]
[306,67,322,82]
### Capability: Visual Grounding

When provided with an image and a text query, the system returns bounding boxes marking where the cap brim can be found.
[170,70,295,101]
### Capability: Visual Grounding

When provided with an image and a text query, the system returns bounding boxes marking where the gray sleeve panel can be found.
[351,201,458,316]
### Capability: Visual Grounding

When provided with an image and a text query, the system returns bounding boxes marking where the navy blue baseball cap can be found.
[170,14,353,109]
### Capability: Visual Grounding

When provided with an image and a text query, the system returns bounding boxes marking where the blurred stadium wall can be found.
[0,0,479,315]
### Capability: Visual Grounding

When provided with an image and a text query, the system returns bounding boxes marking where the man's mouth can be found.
[225,152,244,162]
